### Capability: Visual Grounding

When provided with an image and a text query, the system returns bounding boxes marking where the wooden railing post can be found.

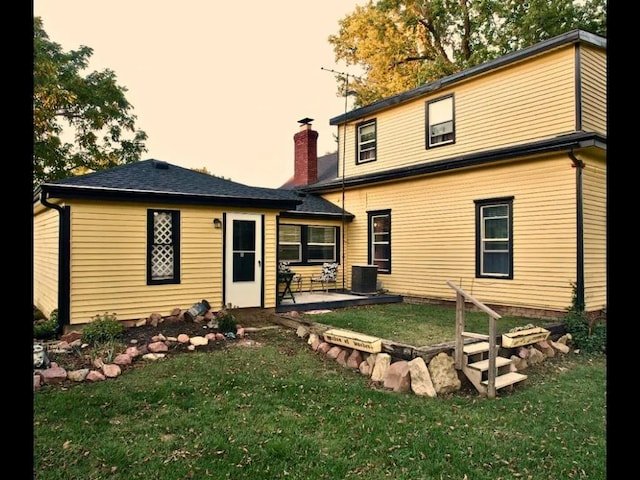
[446,280,501,399]
[487,313,497,399]
[454,292,465,369]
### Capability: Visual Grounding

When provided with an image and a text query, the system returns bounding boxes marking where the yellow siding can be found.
[66,201,280,326]
[338,154,580,311]
[33,205,60,318]
[582,156,607,310]
[580,45,607,135]
[339,47,578,180]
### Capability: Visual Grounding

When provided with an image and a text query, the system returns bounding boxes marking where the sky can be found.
[33,0,366,188]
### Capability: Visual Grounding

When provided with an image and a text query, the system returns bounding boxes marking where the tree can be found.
[33,17,148,188]
[328,0,606,107]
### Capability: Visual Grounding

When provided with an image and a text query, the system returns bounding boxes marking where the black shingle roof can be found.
[39,159,352,217]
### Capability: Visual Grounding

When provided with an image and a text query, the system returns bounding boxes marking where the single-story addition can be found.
[34,29,606,331]
[33,159,353,329]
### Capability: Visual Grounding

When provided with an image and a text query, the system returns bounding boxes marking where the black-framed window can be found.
[278,224,339,264]
[426,95,455,148]
[147,209,180,285]
[356,119,376,164]
[475,197,513,279]
[368,210,391,273]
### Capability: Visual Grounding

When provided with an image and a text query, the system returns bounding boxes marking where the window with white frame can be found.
[368,210,391,273]
[278,224,339,264]
[426,95,455,148]
[147,209,180,284]
[307,226,336,262]
[357,119,376,163]
[278,225,302,262]
[475,198,513,279]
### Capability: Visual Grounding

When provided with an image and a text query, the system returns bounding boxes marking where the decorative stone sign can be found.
[322,328,382,353]
[501,327,550,348]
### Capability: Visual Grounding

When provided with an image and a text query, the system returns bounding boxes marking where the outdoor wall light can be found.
[213,218,222,229]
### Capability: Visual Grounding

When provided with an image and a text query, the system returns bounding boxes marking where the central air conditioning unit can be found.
[351,265,378,295]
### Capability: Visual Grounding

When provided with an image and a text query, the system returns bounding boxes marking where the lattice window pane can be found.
[152,212,174,280]
[152,245,174,278]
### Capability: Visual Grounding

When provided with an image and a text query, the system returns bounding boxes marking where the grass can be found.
[33,304,606,479]
[306,302,553,345]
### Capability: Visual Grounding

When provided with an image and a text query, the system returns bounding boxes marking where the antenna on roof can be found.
[321,67,360,291]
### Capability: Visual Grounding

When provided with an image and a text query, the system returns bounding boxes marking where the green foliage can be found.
[33,318,58,339]
[329,0,607,106]
[82,312,124,345]
[33,16,148,188]
[562,282,606,355]
[33,308,59,339]
[216,304,238,334]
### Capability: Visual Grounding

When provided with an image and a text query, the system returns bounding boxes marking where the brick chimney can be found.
[293,117,318,186]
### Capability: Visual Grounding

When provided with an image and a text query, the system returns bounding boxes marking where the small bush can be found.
[82,312,124,345]
[216,305,237,334]
[33,319,58,339]
[562,282,606,355]
[33,309,59,339]
[563,312,606,355]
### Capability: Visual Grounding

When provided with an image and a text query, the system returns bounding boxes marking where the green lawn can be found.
[302,302,555,346]
[33,304,606,479]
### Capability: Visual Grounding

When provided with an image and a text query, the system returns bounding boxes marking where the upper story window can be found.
[368,210,391,274]
[278,224,339,264]
[356,119,377,164]
[147,209,180,285]
[426,95,455,148]
[475,197,513,279]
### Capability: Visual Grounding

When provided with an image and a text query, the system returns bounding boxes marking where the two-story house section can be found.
[302,29,606,319]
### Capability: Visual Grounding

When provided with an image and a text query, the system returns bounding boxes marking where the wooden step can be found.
[463,341,496,355]
[467,356,512,372]
[482,371,527,390]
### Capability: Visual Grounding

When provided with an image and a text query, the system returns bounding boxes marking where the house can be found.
[33,29,606,330]
[32,158,351,330]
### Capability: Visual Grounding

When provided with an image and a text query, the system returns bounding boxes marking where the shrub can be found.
[562,283,606,355]
[33,309,59,339]
[216,304,237,334]
[82,312,124,345]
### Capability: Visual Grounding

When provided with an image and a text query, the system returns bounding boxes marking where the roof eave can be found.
[302,132,606,192]
[40,184,302,209]
[330,29,606,126]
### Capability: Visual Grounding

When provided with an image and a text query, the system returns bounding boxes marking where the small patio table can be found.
[278,272,296,303]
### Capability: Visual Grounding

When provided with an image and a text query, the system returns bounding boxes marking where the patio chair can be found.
[278,261,302,293]
[310,262,339,293]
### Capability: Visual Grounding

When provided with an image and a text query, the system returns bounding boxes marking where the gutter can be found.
[568,150,585,312]
[39,190,71,330]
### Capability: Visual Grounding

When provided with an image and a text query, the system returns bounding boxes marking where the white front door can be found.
[224,213,263,308]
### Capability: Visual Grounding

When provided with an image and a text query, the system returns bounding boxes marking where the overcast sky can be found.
[33,0,366,187]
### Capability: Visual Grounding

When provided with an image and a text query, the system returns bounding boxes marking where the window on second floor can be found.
[147,209,180,285]
[426,95,455,148]
[356,119,376,164]
[475,197,513,279]
[368,210,391,274]
[278,224,339,264]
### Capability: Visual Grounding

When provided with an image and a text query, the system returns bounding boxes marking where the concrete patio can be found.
[275,290,403,313]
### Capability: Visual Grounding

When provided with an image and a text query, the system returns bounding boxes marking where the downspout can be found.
[569,150,585,312]
[40,191,71,331]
